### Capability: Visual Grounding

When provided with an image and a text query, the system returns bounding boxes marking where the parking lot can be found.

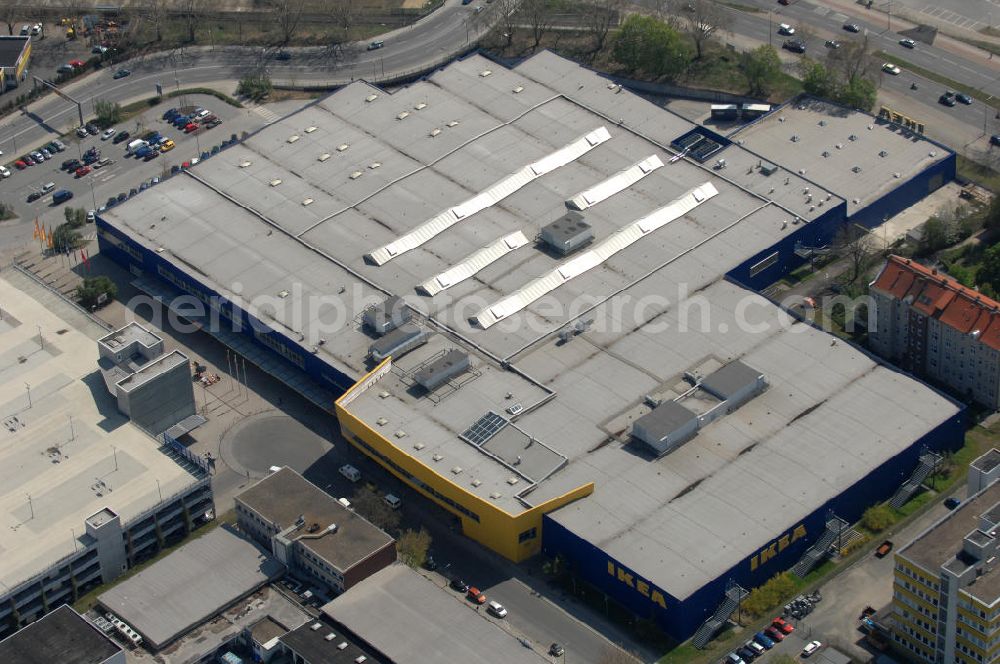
[3,93,247,221]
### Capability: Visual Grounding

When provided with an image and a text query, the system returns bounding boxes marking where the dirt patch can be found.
[400,0,431,7]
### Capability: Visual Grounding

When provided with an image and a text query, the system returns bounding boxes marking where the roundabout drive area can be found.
[220,411,333,479]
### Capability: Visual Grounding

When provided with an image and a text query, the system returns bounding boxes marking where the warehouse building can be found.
[236,467,397,594]
[892,449,1000,664]
[0,276,214,639]
[0,36,31,90]
[95,51,964,640]
[870,256,1000,410]
[0,605,123,664]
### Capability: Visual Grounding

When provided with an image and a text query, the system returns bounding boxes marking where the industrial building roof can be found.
[97,527,284,649]
[0,36,29,68]
[0,276,203,595]
[322,565,548,664]
[730,97,949,215]
[0,605,121,664]
[872,255,1000,351]
[100,51,960,601]
[237,467,394,571]
[98,321,161,354]
[281,616,386,664]
[899,481,1000,601]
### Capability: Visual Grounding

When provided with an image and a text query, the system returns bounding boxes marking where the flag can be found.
[83,249,90,269]
[47,226,54,249]
[32,218,39,240]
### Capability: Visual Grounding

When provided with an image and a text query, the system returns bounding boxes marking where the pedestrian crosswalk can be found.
[252,105,281,124]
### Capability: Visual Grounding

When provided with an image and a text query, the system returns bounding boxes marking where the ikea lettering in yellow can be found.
[750,523,807,572]
[608,561,667,609]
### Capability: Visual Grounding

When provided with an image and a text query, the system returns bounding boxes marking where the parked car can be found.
[772,617,794,634]
[30,151,44,162]
[782,39,806,53]
[144,149,160,161]
[93,157,113,169]
[50,140,66,152]
[939,91,957,107]
[160,139,176,152]
[882,63,901,75]
[339,464,361,482]
[486,600,507,618]
[763,626,784,642]
[92,45,108,54]
[184,122,199,133]
[27,191,43,202]
[205,118,222,129]
[844,22,861,32]
[112,68,131,79]
[802,641,822,657]
[83,153,99,165]
[101,128,116,140]
[134,145,151,159]
[945,497,962,509]
[14,160,27,170]
[87,210,96,223]
[75,165,91,177]
[76,126,89,138]
[449,578,469,593]
[69,59,85,69]
[899,38,916,48]
[275,50,291,60]
[467,587,486,604]
[422,555,438,571]
[745,641,765,657]
[736,646,757,662]
[85,123,100,135]
[194,109,211,120]
[40,149,52,160]
[52,190,74,204]
[825,40,841,49]
[384,494,401,510]
[62,158,81,171]
[0,165,10,178]
[57,64,75,74]
[991,135,1000,147]
[367,40,384,50]
[726,653,745,664]
[875,540,894,558]
[956,93,973,105]
[116,192,127,203]
[777,23,795,35]
[113,131,130,144]
[549,644,565,657]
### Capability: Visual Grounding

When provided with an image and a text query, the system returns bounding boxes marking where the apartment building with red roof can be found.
[870,255,1000,408]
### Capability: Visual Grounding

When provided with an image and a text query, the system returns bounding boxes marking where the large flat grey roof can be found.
[730,97,949,215]
[323,565,548,664]
[0,605,121,664]
[237,467,394,571]
[97,527,284,649]
[100,51,960,601]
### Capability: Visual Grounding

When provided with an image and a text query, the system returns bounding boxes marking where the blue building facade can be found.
[542,404,965,641]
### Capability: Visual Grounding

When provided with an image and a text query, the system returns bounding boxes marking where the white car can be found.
[0,165,10,178]
[882,63,901,75]
[777,23,795,35]
[802,641,822,657]
[486,600,508,618]
[194,109,211,120]
[101,128,116,140]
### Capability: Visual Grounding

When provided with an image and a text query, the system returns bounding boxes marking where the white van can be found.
[126,139,147,154]
[339,464,361,482]
[337,497,352,509]
[384,493,401,510]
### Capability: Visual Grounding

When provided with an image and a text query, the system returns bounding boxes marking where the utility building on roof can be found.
[96,50,963,641]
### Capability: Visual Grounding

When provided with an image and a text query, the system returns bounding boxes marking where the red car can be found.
[75,165,91,177]
[772,617,795,634]
[764,626,785,642]
[183,122,199,133]
[14,160,27,170]
[68,59,85,68]
[467,587,486,604]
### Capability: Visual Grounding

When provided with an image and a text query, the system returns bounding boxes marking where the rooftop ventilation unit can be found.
[848,134,858,141]
[269,179,282,187]
[471,479,482,487]
[365,94,378,102]
[451,466,463,474]
[239,160,252,168]
[447,120,459,127]
[287,135,300,143]
[540,211,594,256]
[363,295,412,336]
[790,135,799,142]
[480,70,492,77]
[302,198,314,206]
[369,162,381,169]
[394,430,407,439]
[337,144,349,152]
[278,289,289,298]
[851,166,862,173]
[397,111,410,120]
[429,128,441,137]
[368,323,429,362]
[325,633,336,641]
[311,623,321,631]
[413,442,425,450]
[821,151,830,158]
[513,86,524,93]
[350,171,363,180]
[318,153,331,162]
[490,492,503,499]
[415,349,470,391]
[415,102,427,110]
[305,126,317,133]
[507,476,519,485]
[432,454,443,461]
[878,150,888,157]
[759,161,778,176]
[337,642,348,650]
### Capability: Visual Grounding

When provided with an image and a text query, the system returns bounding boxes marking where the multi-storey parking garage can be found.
[97,51,964,640]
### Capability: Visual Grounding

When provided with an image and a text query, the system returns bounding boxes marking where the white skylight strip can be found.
[567,155,665,211]
[419,231,529,296]
[473,182,718,328]
[365,127,611,266]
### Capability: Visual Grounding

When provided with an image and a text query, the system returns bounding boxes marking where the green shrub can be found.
[862,504,895,532]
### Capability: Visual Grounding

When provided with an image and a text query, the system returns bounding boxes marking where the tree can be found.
[178,0,208,43]
[329,0,356,42]
[351,487,401,533]
[272,0,306,46]
[52,223,82,252]
[977,244,1000,295]
[94,99,123,128]
[838,76,877,112]
[397,528,431,568]
[0,1,22,36]
[77,276,118,309]
[918,217,950,256]
[676,0,729,60]
[861,504,894,532]
[984,193,1000,232]
[801,59,835,98]
[612,15,691,80]
[237,73,273,101]
[832,223,876,286]
[141,0,168,42]
[739,45,781,96]
[597,645,640,664]
[583,0,622,56]
[522,0,553,50]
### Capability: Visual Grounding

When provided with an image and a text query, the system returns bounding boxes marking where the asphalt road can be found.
[0,0,498,165]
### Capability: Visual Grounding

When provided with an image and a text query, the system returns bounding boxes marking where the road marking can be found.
[831,12,848,23]
[252,106,281,124]
[813,6,829,16]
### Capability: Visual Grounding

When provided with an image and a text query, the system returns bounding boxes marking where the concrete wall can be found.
[342,543,397,591]
[124,357,195,435]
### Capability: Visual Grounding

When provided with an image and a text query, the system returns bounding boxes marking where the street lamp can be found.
[24,383,31,408]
